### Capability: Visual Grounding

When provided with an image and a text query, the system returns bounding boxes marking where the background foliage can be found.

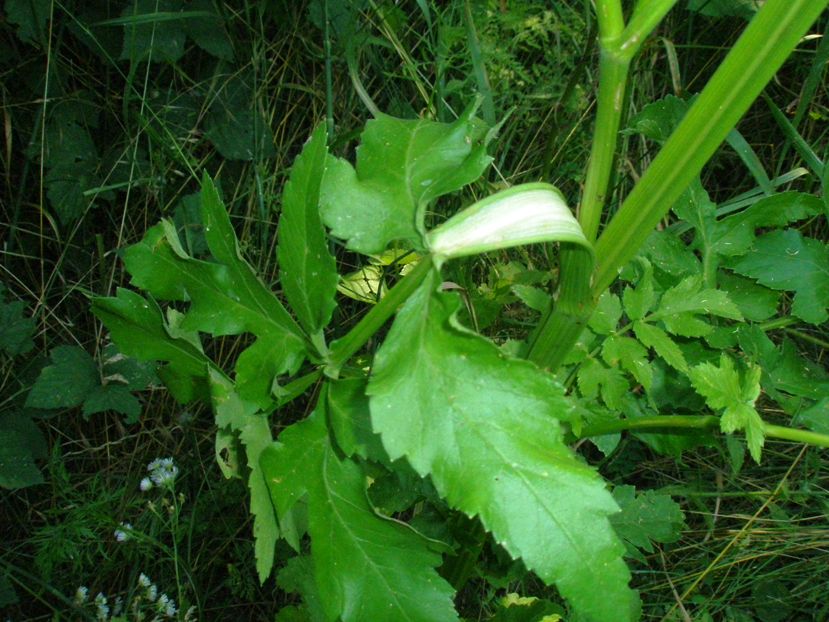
[2,0,828,620]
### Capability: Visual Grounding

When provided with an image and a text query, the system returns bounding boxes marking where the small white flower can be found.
[94,593,109,621]
[140,477,153,492]
[114,522,133,542]
[138,573,152,588]
[74,586,89,605]
[146,457,179,489]
[147,584,158,602]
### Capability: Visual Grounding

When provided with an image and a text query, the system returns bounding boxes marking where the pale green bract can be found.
[427,183,587,264]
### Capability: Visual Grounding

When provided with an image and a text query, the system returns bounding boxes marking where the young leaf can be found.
[122,176,307,406]
[729,229,829,324]
[368,272,637,622]
[25,346,98,410]
[92,289,211,404]
[209,370,279,583]
[278,124,338,335]
[633,321,687,373]
[610,486,685,562]
[688,354,765,462]
[319,104,493,255]
[262,409,458,622]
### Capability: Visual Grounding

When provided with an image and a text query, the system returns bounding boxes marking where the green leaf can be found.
[209,370,279,583]
[712,192,823,258]
[326,378,386,461]
[624,95,689,143]
[122,176,306,406]
[184,0,234,60]
[651,274,742,337]
[0,411,46,489]
[633,321,687,373]
[610,486,685,562]
[25,346,98,410]
[262,409,458,622]
[319,104,492,255]
[729,229,829,324]
[368,272,636,622]
[119,0,187,64]
[622,262,655,321]
[92,289,211,404]
[4,0,50,45]
[588,291,622,335]
[642,229,701,277]
[718,272,780,322]
[205,73,276,161]
[688,354,765,462]
[276,556,327,622]
[578,358,629,411]
[687,0,759,19]
[602,335,653,392]
[81,384,142,423]
[278,125,338,335]
[0,292,35,356]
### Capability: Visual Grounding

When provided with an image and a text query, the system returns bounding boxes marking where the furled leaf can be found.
[92,289,211,403]
[209,370,279,583]
[319,104,492,255]
[602,335,653,392]
[688,354,765,462]
[729,229,829,324]
[633,321,687,373]
[368,271,637,622]
[262,409,458,622]
[25,346,98,409]
[278,125,338,335]
[122,176,306,406]
[610,486,685,562]
[0,289,35,356]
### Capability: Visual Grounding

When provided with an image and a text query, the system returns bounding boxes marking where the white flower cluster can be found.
[140,457,179,492]
[138,573,177,618]
[113,521,133,543]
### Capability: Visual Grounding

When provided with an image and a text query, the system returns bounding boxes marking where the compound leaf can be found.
[368,271,637,622]
[633,321,687,373]
[319,104,492,255]
[278,124,338,335]
[730,229,829,325]
[210,370,279,583]
[262,408,457,622]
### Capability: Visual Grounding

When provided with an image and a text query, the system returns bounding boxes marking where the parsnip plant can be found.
[92,1,829,620]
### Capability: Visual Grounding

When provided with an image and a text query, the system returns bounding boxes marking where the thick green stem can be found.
[592,0,829,295]
[326,258,433,376]
[578,415,829,449]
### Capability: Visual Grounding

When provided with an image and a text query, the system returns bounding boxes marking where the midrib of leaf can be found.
[318,448,414,622]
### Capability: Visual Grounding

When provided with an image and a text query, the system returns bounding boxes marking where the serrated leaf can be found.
[712,192,823,258]
[326,378,386,461]
[578,358,629,411]
[5,0,50,45]
[209,370,279,583]
[319,104,493,255]
[718,272,780,322]
[0,296,35,356]
[729,229,829,324]
[602,335,653,392]
[25,346,98,410]
[0,411,46,489]
[367,272,636,622]
[92,289,211,403]
[262,409,458,622]
[278,125,338,334]
[642,229,701,277]
[588,291,622,335]
[688,354,765,462]
[81,384,142,423]
[610,486,685,561]
[655,275,742,321]
[122,176,306,406]
[633,321,687,373]
[623,262,655,321]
